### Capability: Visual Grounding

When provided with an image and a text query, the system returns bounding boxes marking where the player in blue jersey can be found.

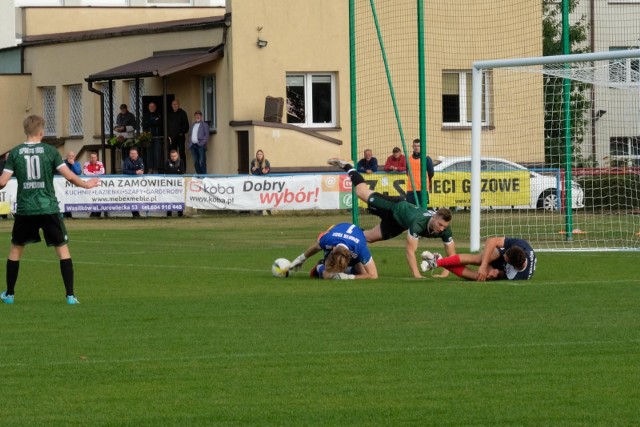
[288,222,378,280]
[421,237,536,281]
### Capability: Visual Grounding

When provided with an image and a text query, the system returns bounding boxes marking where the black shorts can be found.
[366,193,405,240]
[12,214,69,247]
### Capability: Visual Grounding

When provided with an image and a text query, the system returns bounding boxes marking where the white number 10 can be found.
[24,155,41,180]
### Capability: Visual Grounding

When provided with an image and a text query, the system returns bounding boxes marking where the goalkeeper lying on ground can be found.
[288,222,378,280]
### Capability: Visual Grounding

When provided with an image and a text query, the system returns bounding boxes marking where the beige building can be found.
[0,0,542,174]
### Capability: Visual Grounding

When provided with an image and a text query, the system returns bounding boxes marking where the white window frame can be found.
[42,86,56,137]
[101,82,116,134]
[609,47,640,84]
[67,84,83,136]
[126,79,145,128]
[200,75,217,131]
[79,0,130,5]
[286,72,337,128]
[442,70,490,127]
[15,1,62,5]
[146,0,193,5]
[610,136,640,166]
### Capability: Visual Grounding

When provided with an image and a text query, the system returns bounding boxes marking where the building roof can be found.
[21,15,228,47]
[86,45,224,82]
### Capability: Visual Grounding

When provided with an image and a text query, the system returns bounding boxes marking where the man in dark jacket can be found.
[122,147,144,218]
[165,149,185,217]
[167,99,189,170]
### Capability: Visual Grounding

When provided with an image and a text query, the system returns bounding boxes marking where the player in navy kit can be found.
[288,222,378,280]
[421,237,536,281]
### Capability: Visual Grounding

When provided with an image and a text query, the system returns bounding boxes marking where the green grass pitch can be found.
[0,213,638,426]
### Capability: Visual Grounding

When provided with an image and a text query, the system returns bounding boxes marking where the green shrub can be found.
[577,173,640,210]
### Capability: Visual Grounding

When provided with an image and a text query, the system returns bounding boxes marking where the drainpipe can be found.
[86,81,107,168]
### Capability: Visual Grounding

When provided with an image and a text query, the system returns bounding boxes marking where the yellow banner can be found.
[355,171,530,207]
[430,171,530,206]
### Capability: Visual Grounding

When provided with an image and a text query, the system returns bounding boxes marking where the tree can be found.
[543,0,592,168]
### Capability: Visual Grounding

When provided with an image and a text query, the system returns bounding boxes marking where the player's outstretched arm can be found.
[477,237,505,281]
[0,170,13,190]
[290,242,322,271]
[59,165,101,189]
[355,259,378,279]
[405,235,424,279]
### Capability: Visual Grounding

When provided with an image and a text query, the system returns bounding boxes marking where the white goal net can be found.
[469,50,640,252]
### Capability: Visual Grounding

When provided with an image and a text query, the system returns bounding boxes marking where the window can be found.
[442,71,490,126]
[42,87,56,137]
[201,75,217,130]
[610,137,640,166]
[127,79,145,128]
[609,47,640,84]
[286,73,336,127]
[99,82,117,134]
[68,85,83,136]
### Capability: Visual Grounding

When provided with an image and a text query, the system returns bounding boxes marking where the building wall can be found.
[23,7,225,36]
[225,0,351,170]
[2,0,544,174]
[14,27,224,168]
[0,75,32,152]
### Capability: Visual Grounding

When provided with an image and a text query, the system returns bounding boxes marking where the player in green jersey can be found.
[328,158,456,279]
[0,115,101,305]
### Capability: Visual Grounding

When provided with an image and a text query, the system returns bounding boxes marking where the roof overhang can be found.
[86,44,224,83]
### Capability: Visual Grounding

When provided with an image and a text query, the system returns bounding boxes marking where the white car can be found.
[433,156,585,210]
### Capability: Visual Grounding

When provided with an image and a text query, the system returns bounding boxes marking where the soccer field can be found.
[0,214,638,426]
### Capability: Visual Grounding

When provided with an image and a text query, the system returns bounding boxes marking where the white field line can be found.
[0,338,638,368]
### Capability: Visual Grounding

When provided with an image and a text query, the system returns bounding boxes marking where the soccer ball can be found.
[271,258,291,278]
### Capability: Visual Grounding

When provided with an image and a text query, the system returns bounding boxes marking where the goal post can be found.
[471,49,640,252]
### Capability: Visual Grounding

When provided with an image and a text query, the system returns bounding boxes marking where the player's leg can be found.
[2,216,39,303]
[41,214,78,304]
[327,159,375,202]
[364,224,384,243]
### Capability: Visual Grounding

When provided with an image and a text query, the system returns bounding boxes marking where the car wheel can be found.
[537,189,558,211]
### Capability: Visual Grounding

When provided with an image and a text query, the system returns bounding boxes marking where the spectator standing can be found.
[250,149,271,215]
[114,104,137,139]
[167,99,189,169]
[357,149,378,173]
[165,149,185,217]
[384,147,407,172]
[250,149,271,176]
[83,151,106,218]
[188,110,210,175]
[142,102,162,173]
[0,115,101,305]
[122,147,144,218]
[406,138,434,207]
[62,151,81,218]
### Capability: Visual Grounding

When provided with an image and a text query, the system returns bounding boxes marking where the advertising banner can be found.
[430,171,530,207]
[186,175,345,210]
[54,176,184,213]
